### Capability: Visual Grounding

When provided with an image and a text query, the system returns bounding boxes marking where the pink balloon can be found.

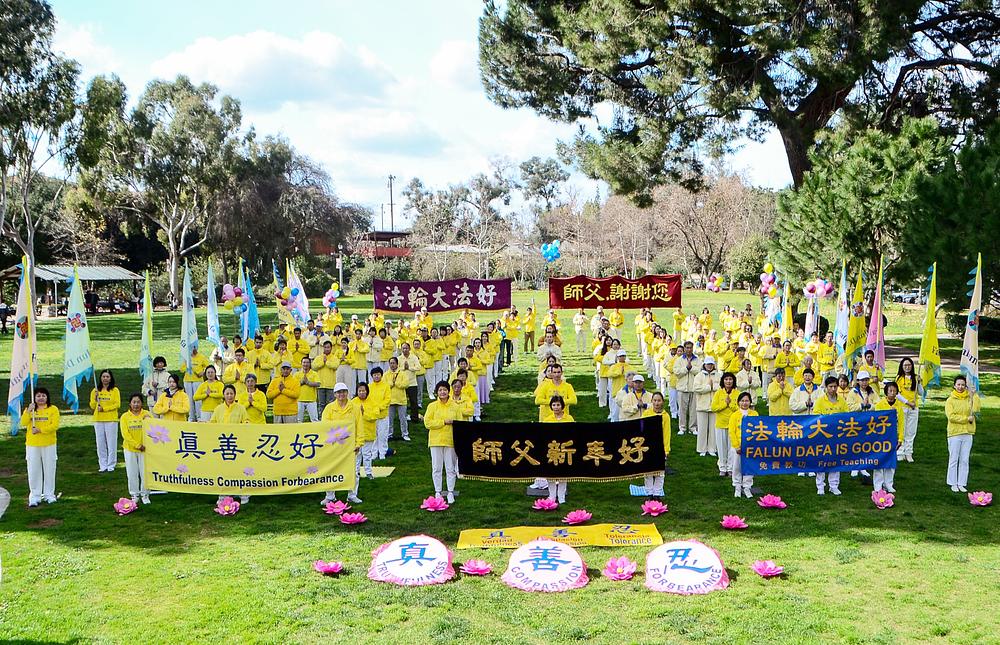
[233,287,242,297]
[765,273,775,284]
[760,273,769,284]
[805,283,816,294]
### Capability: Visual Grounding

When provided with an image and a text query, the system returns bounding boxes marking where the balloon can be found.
[290,288,300,297]
[762,273,773,284]
[759,273,769,284]
[224,300,234,310]
[332,290,340,298]
[274,291,283,300]
[759,284,769,296]
[764,262,774,274]
[805,283,816,295]
[233,287,242,297]
[331,282,340,291]
[281,287,291,299]
[553,239,561,248]
[715,276,724,286]
[768,286,777,297]
[280,299,288,306]
[233,296,243,307]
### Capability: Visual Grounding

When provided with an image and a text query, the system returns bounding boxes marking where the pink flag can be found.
[865,262,885,369]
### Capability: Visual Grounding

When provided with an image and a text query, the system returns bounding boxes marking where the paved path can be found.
[885,343,1000,374]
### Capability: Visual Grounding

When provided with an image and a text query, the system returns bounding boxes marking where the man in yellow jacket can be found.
[367,366,392,460]
[266,361,301,423]
[533,363,578,421]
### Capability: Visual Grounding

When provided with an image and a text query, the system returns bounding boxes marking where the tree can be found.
[479,1,1000,201]
[905,123,1000,310]
[773,117,951,290]
[79,75,243,299]
[727,234,770,289]
[455,160,516,279]
[403,178,462,280]
[519,155,569,214]
[0,0,82,288]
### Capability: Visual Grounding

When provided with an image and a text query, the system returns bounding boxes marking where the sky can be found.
[50,0,792,229]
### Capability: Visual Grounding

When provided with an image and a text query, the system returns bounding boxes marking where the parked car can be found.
[891,289,925,305]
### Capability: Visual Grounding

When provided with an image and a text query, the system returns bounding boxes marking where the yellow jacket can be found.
[728,409,759,450]
[90,387,121,422]
[533,380,578,421]
[813,395,849,415]
[387,368,411,405]
[895,374,920,409]
[153,390,190,421]
[238,389,269,424]
[774,351,800,372]
[425,398,463,447]
[182,352,211,384]
[248,348,274,385]
[194,380,224,412]
[379,335,395,361]
[873,397,905,442]
[222,362,252,397]
[348,338,370,369]
[23,405,60,447]
[607,360,631,394]
[313,352,340,389]
[367,379,391,419]
[266,375,301,416]
[641,409,671,455]
[297,368,320,403]
[353,396,380,443]
[766,380,794,416]
[541,412,575,423]
[119,409,150,452]
[619,389,653,421]
[710,388,740,429]
[817,343,837,371]
[321,399,363,447]
[210,402,249,424]
[945,389,980,437]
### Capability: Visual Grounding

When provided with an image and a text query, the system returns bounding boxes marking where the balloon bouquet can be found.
[221,283,247,315]
[706,274,724,293]
[803,277,835,299]
[758,263,778,298]
[275,286,303,318]
[540,240,561,263]
[322,282,341,310]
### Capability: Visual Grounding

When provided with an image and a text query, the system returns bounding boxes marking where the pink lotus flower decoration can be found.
[532,498,558,511]
[968,491,993,507]
[313,560,344,575]
[602,556,638,581]
[176,463,189,474]
[324,500,351,515]
[214,496,240,516]
[420,496,450,512]
[113,497,137,516]
[641,500,668,516]
[757,494,787,509]
[339,512,367,525]
[720,515,748,530]
[459,559,492,576]
[562,509,592,525]
[871,490,895,509]
[752,560,784,578]
[325,426,351,445]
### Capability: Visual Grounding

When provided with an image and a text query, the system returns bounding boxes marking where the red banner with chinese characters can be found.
[548,275,682,309]
[374,278,512,313]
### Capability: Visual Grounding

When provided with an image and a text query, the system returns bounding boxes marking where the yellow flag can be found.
[919,263,941,396]
[843,272,866,371]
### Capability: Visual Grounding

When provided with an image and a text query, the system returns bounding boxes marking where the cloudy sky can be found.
[51,0,792,228]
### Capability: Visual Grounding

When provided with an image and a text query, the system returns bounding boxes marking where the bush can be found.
[946,313,1000,343]
[350,259,413,293]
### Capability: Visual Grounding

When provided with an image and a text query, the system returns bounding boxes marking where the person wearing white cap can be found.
[619,374,652,422]
[845,370,877,478]
[672,341,702,436]
[319,382,364,505]
[693,357,720,456]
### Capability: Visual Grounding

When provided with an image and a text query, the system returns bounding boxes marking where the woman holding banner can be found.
[728,392,758,498]
[211,385,250,504]
[23,388,60,507]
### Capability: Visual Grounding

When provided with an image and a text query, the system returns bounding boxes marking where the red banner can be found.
[548,275,682,309]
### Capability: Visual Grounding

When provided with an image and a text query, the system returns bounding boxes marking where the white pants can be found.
[26,444,57,503]
[297,401,318,423]
[124,449,148,497]
[354,441,375,494]
[336,366,355,397]
[598,376,610,408]
[430,446,458,494]
[547,480,567,503]
[184,382,200,421]
[761,371,772,394]
[426,365,438,397]
[376,417,391,458]
[677,391,696,434]
[389,403,409,439]
[715,428,731,473]
[668,387,679,419]
[274,415,297,424]
[94,421,118,471]
[609,396,620,422]
[199,410,214,423]
[730,449,753,490]
[947,435,973,487]
[899,407,919,457]
[644,473,665,497]
[696,411,716,454]
[816,471,841,492]
[873,468,895,491]
[477,375,490,404]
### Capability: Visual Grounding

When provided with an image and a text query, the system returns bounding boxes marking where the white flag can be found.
[7,258,36,435]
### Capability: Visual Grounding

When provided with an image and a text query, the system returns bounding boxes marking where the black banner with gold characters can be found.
[453,417,665,483]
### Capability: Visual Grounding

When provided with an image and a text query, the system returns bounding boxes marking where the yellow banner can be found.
[142,418,356,495]
[456,523,663,549]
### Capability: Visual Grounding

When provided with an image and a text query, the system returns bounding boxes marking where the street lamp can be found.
[337,244,345,294]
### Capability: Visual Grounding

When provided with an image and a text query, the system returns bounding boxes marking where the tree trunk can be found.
[168,250,180,304]
[777,125,811,188]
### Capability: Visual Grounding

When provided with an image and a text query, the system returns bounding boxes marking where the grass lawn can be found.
[0,289,997,644]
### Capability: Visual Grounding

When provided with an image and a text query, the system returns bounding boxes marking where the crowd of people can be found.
[20,301,982,511]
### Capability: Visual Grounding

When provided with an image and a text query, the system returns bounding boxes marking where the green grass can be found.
[0,290,997,644]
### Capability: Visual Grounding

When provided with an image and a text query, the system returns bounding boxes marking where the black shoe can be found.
[385,448,395,457]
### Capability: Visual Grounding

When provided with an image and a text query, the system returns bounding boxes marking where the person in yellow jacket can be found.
[23,387,60,506]
[377,327,395,371]
[348,329,370,394]
[766,368,794,415]
[319,382,364,505]
[222,348,252,398]
[710,372,740,476]
[774,340,800,375]
[153,374,191,421]
[522,306,537,353]
[90,369,121,473]
[313,340,339,411]
[288,327,310,366]
[872,382,905,493]
[541,395,575,505]
[533,363,578,421]
[845,370,879,412]
[334,337,355,397]
[351,381,380,486]
[609,307,624,332]
[119,393,151,504]
[606,349,631,421]
[945,375,980,492]
[640,392,670,501]
[894,357,922,462]
[450,378,476,422]
[595,336,615,411]
[181,345,210,421]
[210,384,249,424]
[238,374,268,424]
[425,380,461,504]
[728,391,759,498]
[813,376,849,495]
[296,357,321,423]
[619,374,653,422]
[366,327,384,375]
[816,332,837,379]
[664,345,681,421]
[194,365,225,422]
[247,336,274,388]
[693,358,720,457]
[366,366,392,460]
[386,357,413,442]
[266,361,301,423]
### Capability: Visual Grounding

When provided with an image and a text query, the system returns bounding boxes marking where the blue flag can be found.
[62,266,94,412]
[180,262,199,373]
[243,265,261,340]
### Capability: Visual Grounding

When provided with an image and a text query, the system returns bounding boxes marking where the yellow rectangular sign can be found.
[143,418,356,495]
[456,523,663,549]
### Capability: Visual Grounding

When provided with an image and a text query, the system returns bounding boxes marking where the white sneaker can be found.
[905,455,913,462]
[403,436,411,442]
[28,500,39,507]
[131,496,139,504]
[859,470,870,477]
[446,492,455,504]
[44,496,57,504]
[557,496,566,504]
[676,430,684,435]
[734,489,741,498]
[885,486,895,493]
[347,493,363,504]
[817,489,825,496]
[141,495,151,505]
[743,488,753,499]
[958,486,967,493]
[435,492,443,499]
[320,493,336,506]
[951,485,960,492]
[830,488,842,496]
[240,496,250,504]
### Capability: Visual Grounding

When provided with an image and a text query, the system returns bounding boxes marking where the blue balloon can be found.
[291,287,300,297]
[332,290,340,298]
[553,239,561,248]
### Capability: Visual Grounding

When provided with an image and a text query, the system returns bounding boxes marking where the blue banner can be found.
[741,410,897,476]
